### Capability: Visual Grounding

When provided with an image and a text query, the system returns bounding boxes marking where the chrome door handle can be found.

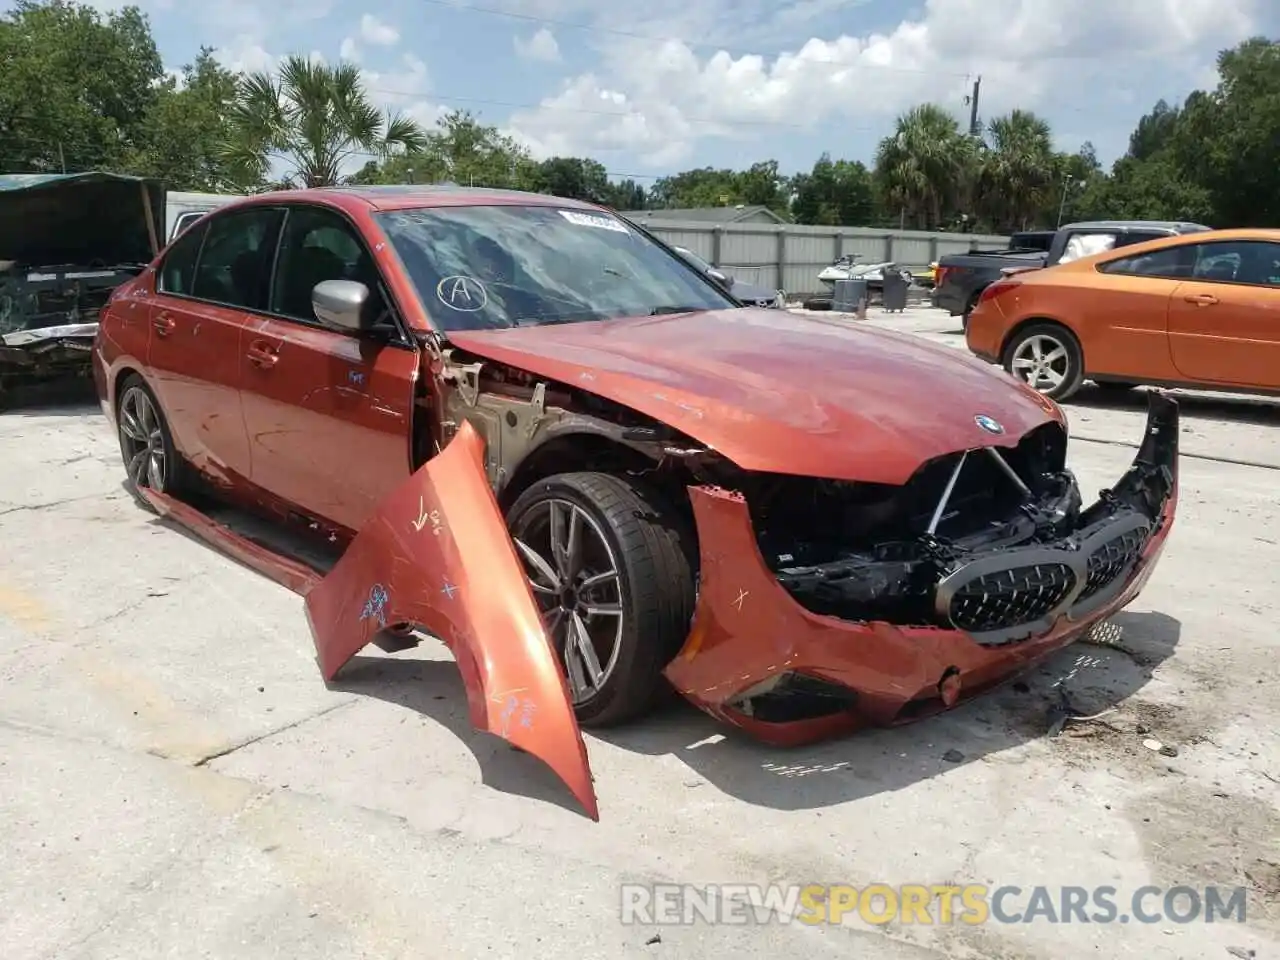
[1184,293,1218,306]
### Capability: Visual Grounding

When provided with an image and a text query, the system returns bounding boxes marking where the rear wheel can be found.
[116,374,189,494]
[1002,322,1085,401]
[506,472,695,728]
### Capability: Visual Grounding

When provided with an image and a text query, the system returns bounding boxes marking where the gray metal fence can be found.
[627,218,1010,297]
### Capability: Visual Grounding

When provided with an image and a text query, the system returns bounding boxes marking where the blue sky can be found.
[81,0,1279,185]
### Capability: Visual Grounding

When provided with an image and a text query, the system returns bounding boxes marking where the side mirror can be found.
[708,269,731,288]
[312,279,369,331]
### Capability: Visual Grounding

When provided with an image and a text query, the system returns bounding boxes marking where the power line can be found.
[413,0,973,79]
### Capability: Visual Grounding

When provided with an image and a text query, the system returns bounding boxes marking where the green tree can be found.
[873,104,974,229]
[365,110,531,188]
[127,48,249,192]
[649,166,736,208]
[527,156,610,201]
[600,178,648,210]
[789,154,874,225]
[0,0,163,173]
[649,161,788,214]
[976,109,1056,231]
[224,54,428,188]
[1169,37,1280,226]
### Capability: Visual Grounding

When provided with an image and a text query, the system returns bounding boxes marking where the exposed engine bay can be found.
[748,400,1176,644]
[0,172,162,405]
[0,262,140,398]
[432,344,1177,650]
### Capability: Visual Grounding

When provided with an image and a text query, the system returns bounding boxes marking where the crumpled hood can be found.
[447,308,1063,485]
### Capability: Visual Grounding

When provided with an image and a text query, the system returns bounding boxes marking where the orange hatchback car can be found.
[964,228,1280,401]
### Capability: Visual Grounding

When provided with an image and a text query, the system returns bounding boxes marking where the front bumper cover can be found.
[663,393,1179,744]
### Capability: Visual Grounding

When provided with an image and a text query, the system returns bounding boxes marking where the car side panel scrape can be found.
[303,420,599,820]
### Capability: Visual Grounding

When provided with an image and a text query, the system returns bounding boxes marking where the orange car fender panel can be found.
[303,421,599,821]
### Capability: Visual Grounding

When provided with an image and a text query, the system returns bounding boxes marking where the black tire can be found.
[1001,322,1085,402]
[802,296,833,311]
[115,373,191,496]
[505,472,695,728]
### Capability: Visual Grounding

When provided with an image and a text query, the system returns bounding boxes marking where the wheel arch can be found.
[110,364,155,419]
[499,430,699,532]
[999,315,1084,365]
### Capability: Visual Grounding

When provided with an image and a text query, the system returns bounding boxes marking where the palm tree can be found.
[873,104,975,229]
[977,110,1056,231]
[223,54,428,188]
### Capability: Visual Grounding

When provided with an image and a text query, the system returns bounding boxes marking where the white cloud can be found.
[507,0,1265,168]
[339,36,360,62]
[215,34,276,74]
[359,13,400,47]
[514,27,562,63]
[358,52,446,130]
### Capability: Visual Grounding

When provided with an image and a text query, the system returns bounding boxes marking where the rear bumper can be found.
[932,283,968,316]
[664,394,1179,744]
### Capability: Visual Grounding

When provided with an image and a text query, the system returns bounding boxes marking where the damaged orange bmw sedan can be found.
[92,186,1180,820]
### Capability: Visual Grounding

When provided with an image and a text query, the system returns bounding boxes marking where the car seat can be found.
[1201,258,1238,282]
[277,245,347,319]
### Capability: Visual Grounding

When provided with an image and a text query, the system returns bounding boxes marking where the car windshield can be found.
[374,204,736,332]
[675,246,713,274]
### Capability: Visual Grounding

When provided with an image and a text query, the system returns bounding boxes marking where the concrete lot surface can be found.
[2,308,1277,959]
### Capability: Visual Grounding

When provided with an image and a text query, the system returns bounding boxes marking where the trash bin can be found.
[881,270,909,312]
[832,278,868,313]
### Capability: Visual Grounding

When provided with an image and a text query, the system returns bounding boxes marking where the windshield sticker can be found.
[558,210,629,233]
[435,275,488,311]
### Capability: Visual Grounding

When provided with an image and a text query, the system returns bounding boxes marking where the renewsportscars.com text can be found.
[620,883,1249,926]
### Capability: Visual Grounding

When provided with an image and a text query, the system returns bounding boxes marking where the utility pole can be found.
[967,76,981,137]
[1056,176,1074,228]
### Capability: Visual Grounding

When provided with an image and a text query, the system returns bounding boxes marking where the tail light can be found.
[934,266,950,288]
[978,277,1022,305]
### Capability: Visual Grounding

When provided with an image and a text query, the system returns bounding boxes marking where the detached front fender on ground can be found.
[304,421,599,820]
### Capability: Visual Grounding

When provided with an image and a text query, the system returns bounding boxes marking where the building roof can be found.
[621,205,787,224]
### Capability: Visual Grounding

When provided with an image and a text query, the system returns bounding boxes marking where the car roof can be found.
[1121,227,1280,244]
[220,184,608,215]
[1061,220,1212,233]
[1039,227,1280,276]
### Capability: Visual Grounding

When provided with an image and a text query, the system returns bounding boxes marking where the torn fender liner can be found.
[304,421,599,821]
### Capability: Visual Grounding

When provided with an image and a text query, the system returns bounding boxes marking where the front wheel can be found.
[505,472,695,728]
[1002,322,1085,402]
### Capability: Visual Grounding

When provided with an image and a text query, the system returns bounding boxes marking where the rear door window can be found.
[191,207,285,311]
[1096,245,1195,279]
[157,222,206,296]
[171,211,205,240]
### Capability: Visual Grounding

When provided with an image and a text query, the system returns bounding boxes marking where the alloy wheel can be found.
[511,497,625,705]
[118,385,167,490]
[1010,334,1070,393]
